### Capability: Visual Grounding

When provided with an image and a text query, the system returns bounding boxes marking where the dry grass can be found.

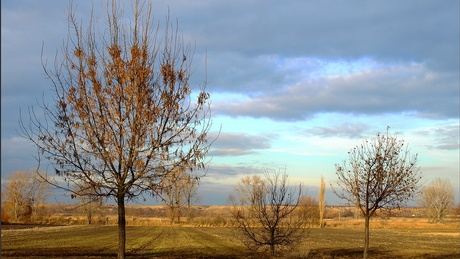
[2,204,459,258]
[325,217,460,229]
[2,219,459,258]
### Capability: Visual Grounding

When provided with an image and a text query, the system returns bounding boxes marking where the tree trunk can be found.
[270,229,275,256]
[169,206,175,224]
[117,196,126,259]
[14,203,19,222]
[270,244,275,257]
[437,209,442,222]
[87,210,92,225]
[363,214,370,259]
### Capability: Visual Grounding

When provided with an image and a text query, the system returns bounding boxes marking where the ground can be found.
[2,217,459,258]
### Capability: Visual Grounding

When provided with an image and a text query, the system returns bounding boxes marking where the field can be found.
[2,219,459,258]
[1,205,459,258]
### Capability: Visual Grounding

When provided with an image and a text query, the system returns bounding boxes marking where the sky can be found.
[1,0,459,206]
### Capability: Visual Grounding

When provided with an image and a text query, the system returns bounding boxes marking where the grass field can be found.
[2,222,459,258]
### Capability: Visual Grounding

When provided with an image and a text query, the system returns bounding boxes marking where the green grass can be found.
[2,225,459,258]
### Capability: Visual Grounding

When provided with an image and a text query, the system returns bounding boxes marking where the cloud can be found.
[212,62,459,121]
[0,137,38,174]
[417,125,460,150]
[166,1,458,69]
[306,123,369,139]
[205,164,264,180]
[208,132,271,156]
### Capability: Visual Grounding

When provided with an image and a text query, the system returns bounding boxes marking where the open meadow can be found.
[2,210,459,258]
[2,223,459,258]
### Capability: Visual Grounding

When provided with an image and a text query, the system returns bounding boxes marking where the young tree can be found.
[229,168,306,256]
[183,173,200,221]
[160,168,198,224]
[298,195,319,227]
[74,182,104,225]
[19,1,212,258]
[29,172,51,222]
[419,177,455,223]
[318,175,326,228]
[333,127,421,259]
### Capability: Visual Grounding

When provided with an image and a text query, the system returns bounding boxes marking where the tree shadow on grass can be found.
[2,247,116,258]
[306,247,394,259]
[127,249,252,259]
[304,248,460,259]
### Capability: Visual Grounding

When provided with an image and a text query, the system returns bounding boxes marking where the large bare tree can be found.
[229,169,306,256]
[19,1,212,258]
[333,127,421,259]
[419,177,455,223]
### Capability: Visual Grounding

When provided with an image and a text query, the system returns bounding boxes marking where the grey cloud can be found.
[169,0,459,103]
[167,1,458,70]
[208,132,271,157]
[205,164,264,180]
[306,123,369,139]
[212,65,459,121]
[417,125,460,150]
[1,137,38,174]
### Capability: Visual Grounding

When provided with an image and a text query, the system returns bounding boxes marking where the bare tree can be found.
[318,175,326,228]
[160,168,199,224]
[183,173,200,221]
[333,127,421,259]
[74,182,104,225]
[298,195,319,227]
[19,1,212,258]
[4,171,31,222]
[229,168,306,256]
[419,177,455,223]
[29,172,51,222]
[3,170,50,222]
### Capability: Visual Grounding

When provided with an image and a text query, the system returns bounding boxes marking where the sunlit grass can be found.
[2,222,459,258]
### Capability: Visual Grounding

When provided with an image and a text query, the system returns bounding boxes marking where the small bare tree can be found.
[160,168,199,224]
[318,175,326,228]
[183,173,200,221]
[229,168,306,256]
[74,182,104,225]
[298,195,319,227]
[29,172,51,222]
[333,127,421,259]
[419,177,455,223]
[4,170,50,222]
[19,1,212,258]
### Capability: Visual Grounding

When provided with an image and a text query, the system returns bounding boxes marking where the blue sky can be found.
[2,0,459,206]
